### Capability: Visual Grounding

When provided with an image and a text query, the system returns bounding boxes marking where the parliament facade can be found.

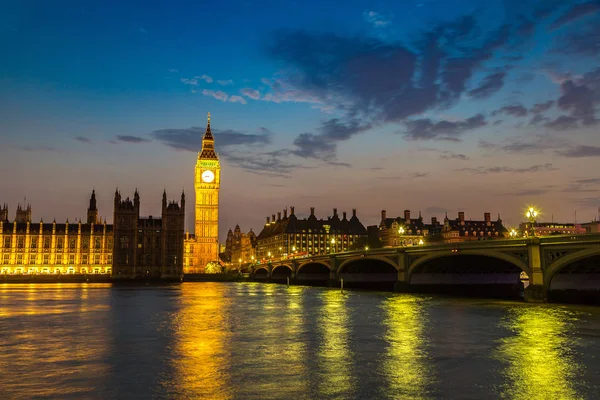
[1,113,220,277]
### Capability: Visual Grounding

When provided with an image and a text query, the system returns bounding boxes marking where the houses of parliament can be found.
[0,114,221,278]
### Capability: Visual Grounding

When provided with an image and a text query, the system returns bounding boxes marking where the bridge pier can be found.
[394,250,409,292]
[525,238,547,303]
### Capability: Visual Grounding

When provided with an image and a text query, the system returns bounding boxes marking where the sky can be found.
[1,0,600,241]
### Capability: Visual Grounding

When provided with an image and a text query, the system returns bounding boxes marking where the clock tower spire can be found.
[189,112,221,273]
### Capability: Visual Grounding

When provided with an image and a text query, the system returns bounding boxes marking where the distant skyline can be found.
[2,0,600,241]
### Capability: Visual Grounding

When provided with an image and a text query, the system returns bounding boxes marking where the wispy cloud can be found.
[240,88,261,100]
[74,136,91,143]
[202,89,229,102]
[217,79,233,86]
[456,163,555,174]
[403,114,486,141]
[363,11,391,28]
[228,95,247,104]
[115,135,151,144]
[556,145,600,157]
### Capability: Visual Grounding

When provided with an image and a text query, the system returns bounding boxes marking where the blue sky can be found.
[1,0,599,240]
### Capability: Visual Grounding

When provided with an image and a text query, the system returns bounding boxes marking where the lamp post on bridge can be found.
[330,238,336,254]
[526,207,539,237]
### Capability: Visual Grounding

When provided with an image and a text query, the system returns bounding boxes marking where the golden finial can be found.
[207,112,211,125]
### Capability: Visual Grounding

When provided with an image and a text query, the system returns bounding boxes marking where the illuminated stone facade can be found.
[378,209,437,247]
[112,189,185,280]
[0,192,113,275]
[442,212,508,242]
[183,113,221,273]
[256,207,367,262]
[225,225,257,268]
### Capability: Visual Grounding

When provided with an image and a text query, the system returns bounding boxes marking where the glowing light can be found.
[365,246,369,251]
[509,229,518,238]
[398,227,405,235]
[525,207,539,220]
[495,306,582,399]
[418,239,424,245]
[382,295,430,398]
[317,290,354,397]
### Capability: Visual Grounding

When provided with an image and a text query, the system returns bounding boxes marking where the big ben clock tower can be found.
[194,112,220,271]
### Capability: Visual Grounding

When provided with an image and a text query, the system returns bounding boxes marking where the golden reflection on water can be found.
[382,295,431,399]
[496,307,582,400]
[172,282,232,400]
[317,290,354,398]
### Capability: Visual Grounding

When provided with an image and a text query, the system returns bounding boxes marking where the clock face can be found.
[202,170,215,183]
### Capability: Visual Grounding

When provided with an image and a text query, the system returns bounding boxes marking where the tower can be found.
[194,112,221,271]
[87,190,99,224]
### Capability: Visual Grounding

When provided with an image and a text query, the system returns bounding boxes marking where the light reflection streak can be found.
[171,282,232,400]
[382,295,431,399]
[317,290,354,398]
[496,307,582,400]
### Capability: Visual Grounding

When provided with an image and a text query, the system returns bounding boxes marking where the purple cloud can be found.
[240,88,261,100]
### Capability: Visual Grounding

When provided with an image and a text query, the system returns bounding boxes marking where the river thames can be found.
[1,282,599,399]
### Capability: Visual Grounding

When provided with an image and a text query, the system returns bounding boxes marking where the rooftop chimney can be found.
[272,214,276,223]
[266,216,270,224]
[484,212,491,225]
[290,206,295,216]
[458,212,465,224]
[381,210,387,220]
[310,207,315,216]
[431,216,438,225]
[277,212,281,222]
[283,209,287,219]
[333,208,338,217]
[342,211,347,220]
[352,209,357,218]
[404,209,411,221]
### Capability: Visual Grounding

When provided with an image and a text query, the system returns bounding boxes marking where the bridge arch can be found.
[271,264,293,280]
[337,256,399,274]
[297,260,331,272]
[407,250,530,283]
[252,266,270,279]
[296,262,331,281]
[545,247,600,289]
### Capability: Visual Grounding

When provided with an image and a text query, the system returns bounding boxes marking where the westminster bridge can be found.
[248,234,600,302]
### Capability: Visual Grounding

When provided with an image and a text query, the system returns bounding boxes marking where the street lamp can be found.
[365,245,369,251]
[509,229,518,238]
[331,238,336,254]
[398,226,405,235]
[525,207,539,237]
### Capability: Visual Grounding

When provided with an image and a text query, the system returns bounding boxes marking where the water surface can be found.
[0,282,599,399]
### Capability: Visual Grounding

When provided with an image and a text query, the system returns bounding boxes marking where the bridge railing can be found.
[264,234,600,265]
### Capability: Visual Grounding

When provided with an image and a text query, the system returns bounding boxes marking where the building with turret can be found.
[256,207,367,261]
[0,192,113,275]
[224,225,257,268]
[112,189,185,280]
